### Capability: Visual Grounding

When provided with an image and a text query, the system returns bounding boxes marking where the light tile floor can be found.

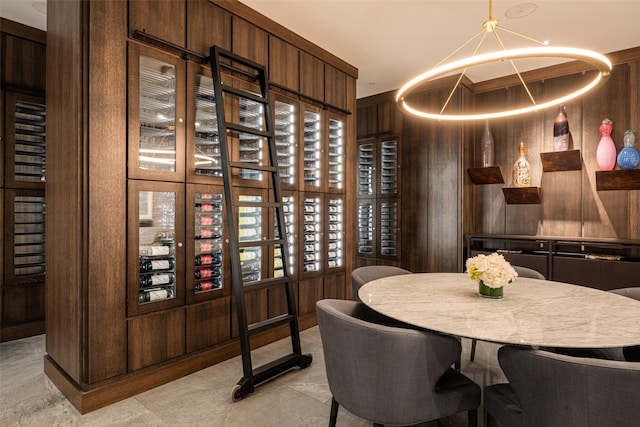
[0,327,505,426]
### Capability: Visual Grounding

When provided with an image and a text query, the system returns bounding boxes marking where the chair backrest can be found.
[351,265,411,302]
[497,345,640,427]
[610,287,640,301]
[316,299,463,425]
[513,265,545,280]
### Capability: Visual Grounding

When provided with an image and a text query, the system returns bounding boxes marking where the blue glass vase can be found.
[617,130,639,170]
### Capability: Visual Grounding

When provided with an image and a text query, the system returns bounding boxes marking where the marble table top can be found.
[358,272,640,349]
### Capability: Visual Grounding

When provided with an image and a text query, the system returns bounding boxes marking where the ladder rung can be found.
[229,161,277,172]
[216,49,266,74]
[247,313,296,336]
[238,239,286,248]
[221,85,268,106]
[235,200,283,208]
[225,122,273,139]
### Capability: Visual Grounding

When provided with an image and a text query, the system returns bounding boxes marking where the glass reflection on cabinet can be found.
[13,195,46,276]
[13,100,46,183]
[358,201,373,255]
[327,198,343,268]
[380,202,398,256]
[380,140,398,195]
[238,96,265,181]
[194,74,222,177]
[138,190,177,303]
[194,192,223,292]
[303,111,321,187]
[138,56,177,172]
[274,195,295,277]
[238,194,262,283]
[302,197,321,272]
[358,143,374,196]
[274,100,296,186]
[327,118,344,190]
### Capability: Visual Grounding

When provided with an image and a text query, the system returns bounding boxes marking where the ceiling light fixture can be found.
[395,0,612,121]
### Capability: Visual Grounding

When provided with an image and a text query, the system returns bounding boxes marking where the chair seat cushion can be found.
[484,383,522,426]
[434,368,482,412]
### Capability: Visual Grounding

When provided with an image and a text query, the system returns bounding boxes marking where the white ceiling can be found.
[3,1,639,99]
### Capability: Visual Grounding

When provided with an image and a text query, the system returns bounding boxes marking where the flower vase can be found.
[596,118,617,171]
[479,281,503,299]
[617,130,639,170]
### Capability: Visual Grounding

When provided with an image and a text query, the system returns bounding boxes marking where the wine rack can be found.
[380,139,398,195]
[380,202,398,256]
[326,198,344,268]
[238,194,262,283]
[327,117,344,191]
[303,109,321,188]
[137,190,177,304]
[12,99,46,184]
[358,141,374,196]
[357,201,374,256]
[274,99,296,187]
[194,73,222,177]
[273,194,296,277]
[12,193,46,278]
[302,196,321,272]
[193,192,223,293]
[138,55,177,172]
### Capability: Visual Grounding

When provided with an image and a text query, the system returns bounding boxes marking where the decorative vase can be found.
[596,118,617,171]
[479,281,503,299]
[480,120,495,167]
[553,106,570,151]
[512,142,531,187]
[617,130,639,170]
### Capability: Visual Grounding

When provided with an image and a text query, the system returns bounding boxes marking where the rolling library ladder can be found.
[208,46,312,401]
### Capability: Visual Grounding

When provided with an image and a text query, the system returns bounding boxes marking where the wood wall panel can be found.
[324,64,347,110]
[87,0,128,384]
[298,277,323,315]
[128,308,185,371]
[268,36,299,90]
[299,51,324,101]
[186,298,231,353]
[232,16,268,67]
[2,34,46,92]
[46,0,85,384]
[357,103,377,137]
[129,0,186,47]
[629,60,640,241]
[1,283,45,325]
[186,0,232,56]
[323,271,346,300]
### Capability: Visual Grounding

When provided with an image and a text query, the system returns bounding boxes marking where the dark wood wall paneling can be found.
[44,0,357,413]
[359,48,640,275]
[1,20,47,342]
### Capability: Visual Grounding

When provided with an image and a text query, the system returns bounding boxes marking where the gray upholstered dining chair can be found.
[316,299,481,427]
[350,265,411,302]
[484,345,640,427]
[469,265,545,361]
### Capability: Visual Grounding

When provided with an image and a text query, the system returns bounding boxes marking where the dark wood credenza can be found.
[466,234,640,291]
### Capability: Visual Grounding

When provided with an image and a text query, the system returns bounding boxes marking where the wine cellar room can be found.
[1,0,640,415]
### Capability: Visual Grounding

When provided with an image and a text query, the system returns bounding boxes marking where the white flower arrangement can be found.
[466,252,518,289]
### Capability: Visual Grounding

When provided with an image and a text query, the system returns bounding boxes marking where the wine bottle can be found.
[512,142,531,188]
[195,267,221,279]
[139,258,174,273]
[139,273,175,288]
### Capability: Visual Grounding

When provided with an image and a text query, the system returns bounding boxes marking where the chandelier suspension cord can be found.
[491,28,538,106]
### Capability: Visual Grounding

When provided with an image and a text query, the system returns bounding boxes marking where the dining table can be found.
[358,272,640,349]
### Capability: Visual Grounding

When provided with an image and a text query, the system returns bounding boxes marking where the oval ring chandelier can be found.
[395,1,612,121]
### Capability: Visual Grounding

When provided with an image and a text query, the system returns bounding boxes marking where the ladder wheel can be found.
[231,384,245,402]
[300,353,313,369]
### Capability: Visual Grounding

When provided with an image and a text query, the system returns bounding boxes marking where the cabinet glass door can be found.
[327,116,344,192]
[193,193,224,290]
[274,98,297,189]
[357,201,374,257]
[5,94,46,187]
[128,181,184,316]
[326,198,344,269]
[379,201,398,257]
[193,71,222,178]
[274,193,296,278]
[301,195,322,274]
[6,190,46,281]
[301,106,322,190]
[380,138,399,196]
[128,44,185,181]
[238,194,262,284]
[357,140,375,197]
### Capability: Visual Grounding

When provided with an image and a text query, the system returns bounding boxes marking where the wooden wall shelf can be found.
[596,169,640,190]
[467,166,506,184]
[540,150,582,172]
[502,187,541,204]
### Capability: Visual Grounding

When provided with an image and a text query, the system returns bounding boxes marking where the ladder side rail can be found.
[209,45,254,385]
